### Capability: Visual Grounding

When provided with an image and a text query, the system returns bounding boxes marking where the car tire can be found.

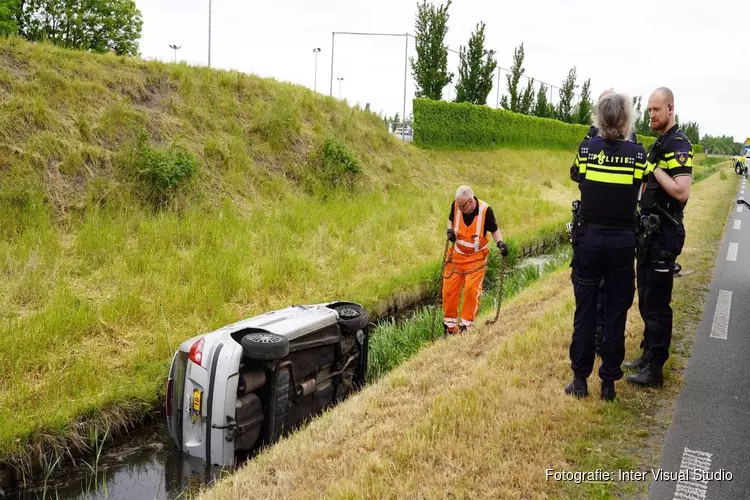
[241,332,290,361]
[331,303,369,332]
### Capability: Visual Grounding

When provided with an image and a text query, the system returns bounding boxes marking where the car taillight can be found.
[166,378,173,417]
[189,338,205,366]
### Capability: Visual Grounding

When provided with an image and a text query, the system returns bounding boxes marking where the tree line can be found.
[407,0,718,143]
[408,0,592,125]
[0,0,143,56]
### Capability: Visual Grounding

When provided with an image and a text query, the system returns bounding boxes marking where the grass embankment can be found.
[202,170,737,499]
[0,37,586,477]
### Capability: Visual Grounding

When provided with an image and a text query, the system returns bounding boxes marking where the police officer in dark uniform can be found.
[566,92,647,402]
[625,87,693,387]
[570,89,639,359]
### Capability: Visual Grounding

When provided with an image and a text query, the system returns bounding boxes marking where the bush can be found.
[413,98,657,151]
[135,129,198,204]
[312,137,362,191]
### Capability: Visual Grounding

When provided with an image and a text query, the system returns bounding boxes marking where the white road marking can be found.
[710,290,732,340]
[739,205,744,213]
[734,219,742,230]
[727,242,739,261]
[673,447,713,500]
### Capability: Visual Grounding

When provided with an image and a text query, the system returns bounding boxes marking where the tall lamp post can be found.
[337,77,344,99]
[312,48,322,92]
[169,44,181,63]
[207,0,212,67]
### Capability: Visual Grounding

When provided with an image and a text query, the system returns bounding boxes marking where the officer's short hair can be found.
[455,185,474,200]
[653,87,674,105]
[592,92,634,141]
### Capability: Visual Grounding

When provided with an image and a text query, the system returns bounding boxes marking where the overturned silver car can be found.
[166,301,370,467]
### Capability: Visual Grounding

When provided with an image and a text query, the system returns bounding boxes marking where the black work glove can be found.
[446,229,457,243]
[497,240,509,257]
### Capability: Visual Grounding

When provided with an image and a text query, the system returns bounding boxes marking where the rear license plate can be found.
[192,389,202,417]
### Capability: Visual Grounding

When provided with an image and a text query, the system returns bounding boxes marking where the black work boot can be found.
[564,377,589,398]
[626,363,664,388]
[600,380,616,402]
[623,349,651,372]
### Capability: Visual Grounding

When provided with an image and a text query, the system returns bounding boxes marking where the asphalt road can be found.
[648,175,750,500]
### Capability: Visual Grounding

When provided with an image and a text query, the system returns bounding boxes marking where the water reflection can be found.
[5,421,228,500]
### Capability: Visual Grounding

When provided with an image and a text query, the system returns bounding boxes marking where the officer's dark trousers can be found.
[570,226,636,381]
[637,221,686,367]
[596,278,606,336]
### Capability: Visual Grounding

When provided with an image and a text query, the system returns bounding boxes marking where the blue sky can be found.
[135,0,750,144]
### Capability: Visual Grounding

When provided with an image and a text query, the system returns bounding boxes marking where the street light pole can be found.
[496,69,501,108]
[337,77,344,99]
[402,33,408,130]
[208,0,212,67]
[329,33,335,96]
[169,44,181,63]
[312,48,321,92]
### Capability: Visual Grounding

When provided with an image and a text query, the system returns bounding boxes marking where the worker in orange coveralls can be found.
[443,185,509,335]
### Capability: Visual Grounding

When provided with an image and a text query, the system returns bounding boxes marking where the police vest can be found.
[576,137,648,228]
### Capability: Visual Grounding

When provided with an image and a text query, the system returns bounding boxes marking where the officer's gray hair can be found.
[455,185,474,200]
[592,92,634,141]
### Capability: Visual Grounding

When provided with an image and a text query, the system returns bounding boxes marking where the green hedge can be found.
[412,98,703,154]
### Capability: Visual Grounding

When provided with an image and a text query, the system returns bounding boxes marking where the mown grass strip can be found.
[200,169,737,499]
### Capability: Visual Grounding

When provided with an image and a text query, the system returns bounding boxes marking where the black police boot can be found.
[623,349,651,372]
[626,363,664,388]
[458,324,467,333]
[564,377,589,398]
[600,380,616,402]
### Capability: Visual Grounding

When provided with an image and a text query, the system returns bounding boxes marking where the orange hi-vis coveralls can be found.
[443,199,492,333]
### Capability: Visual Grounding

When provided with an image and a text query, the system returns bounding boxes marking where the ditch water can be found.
[3,246,570,500]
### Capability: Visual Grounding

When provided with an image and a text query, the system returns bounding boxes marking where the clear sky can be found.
[135,0,749,144]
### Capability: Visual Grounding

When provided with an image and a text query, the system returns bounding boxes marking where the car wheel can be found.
[332,303,369,332]
[241,332,290,361]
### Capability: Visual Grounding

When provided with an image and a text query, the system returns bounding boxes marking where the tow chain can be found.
[429,239,507,340]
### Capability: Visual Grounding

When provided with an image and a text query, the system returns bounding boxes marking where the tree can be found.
[632,96,643,134]
[681,121,700,144]
[575,78,592,125]
[15,0,143,56]
[556,66,577,123]
[454,21,497,105]
[518,78,535,115]
[0,0,19,35]
[635,101,654,137]
[410,0,453,101]
[701,134,742,155]
[533,83,549,118]
[500,42,525,112]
